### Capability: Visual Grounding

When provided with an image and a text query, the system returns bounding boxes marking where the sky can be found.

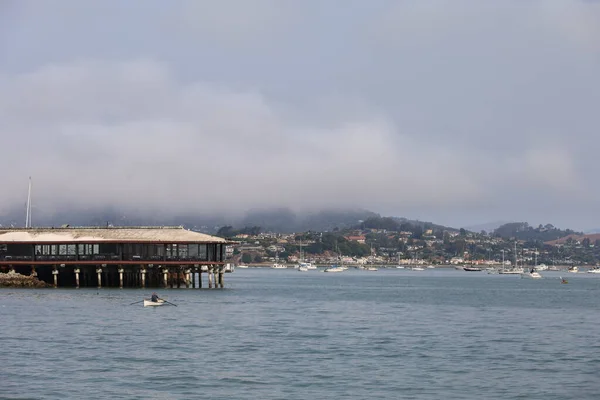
[1,0,599,230]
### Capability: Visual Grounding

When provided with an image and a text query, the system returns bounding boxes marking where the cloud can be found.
[0,59,484,216]
[1,1,600,230]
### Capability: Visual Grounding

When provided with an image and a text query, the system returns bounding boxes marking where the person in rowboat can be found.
[151,292,160,302]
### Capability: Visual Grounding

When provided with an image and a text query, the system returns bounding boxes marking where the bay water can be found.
[1,269,599,399]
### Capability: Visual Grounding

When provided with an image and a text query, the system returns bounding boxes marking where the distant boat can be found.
[500,242,524,274]
[588,267,600,274]
[366,267,378,271]
[272,263,287,269]
[325,243,346,273]
[298,266,309,272]
[499,268,524,274]
[237,265,249,269]
[143,299,165,307]
[534,263,548,271]
[463,265,482,272]
[568,266,579,273]
[523,252,543,279]
[521,269,542,279]
[224,263,235,273]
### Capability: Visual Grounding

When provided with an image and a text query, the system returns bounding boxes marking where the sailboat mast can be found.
[25,177,32,228]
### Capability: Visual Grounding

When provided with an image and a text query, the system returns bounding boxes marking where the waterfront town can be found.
[1,216,599,288]
[221,218,600,269]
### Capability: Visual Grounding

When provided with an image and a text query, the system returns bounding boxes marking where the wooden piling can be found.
[74,268,80,288]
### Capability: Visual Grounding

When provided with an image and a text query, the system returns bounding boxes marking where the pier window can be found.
[198,244,207,261]
[124,243,142,258]
[179,245,188,259]
[166,244,178,259]
[188,244,199,259]
[67,245,76,255]
[208,244,215,261]
[77,244,99,255]
[151,244,164,260]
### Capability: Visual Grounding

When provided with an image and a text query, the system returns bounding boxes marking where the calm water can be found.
[2,269,600,399]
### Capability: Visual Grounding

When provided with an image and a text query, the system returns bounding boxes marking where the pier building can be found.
[0,226,230,288]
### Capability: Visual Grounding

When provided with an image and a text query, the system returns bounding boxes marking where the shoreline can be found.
[0,271,50,288]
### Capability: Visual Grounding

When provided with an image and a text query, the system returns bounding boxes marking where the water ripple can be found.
[1,270,599,399]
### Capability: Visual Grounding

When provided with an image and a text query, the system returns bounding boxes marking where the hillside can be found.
[493,222,578,242]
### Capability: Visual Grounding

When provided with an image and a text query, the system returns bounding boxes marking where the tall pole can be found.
[25,177,32,228]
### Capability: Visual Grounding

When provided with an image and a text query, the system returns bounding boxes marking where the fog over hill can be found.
[0,205,381,234]
[2,1,600,231]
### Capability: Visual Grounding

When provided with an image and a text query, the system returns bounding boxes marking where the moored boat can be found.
[520,270,542,279]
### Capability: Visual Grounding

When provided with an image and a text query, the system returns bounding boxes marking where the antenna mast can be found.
[25,177,32,228]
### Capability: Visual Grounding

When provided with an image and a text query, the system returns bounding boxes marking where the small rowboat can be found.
[143,299,165,307]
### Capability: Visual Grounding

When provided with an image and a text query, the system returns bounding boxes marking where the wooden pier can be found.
[0,226,232,288]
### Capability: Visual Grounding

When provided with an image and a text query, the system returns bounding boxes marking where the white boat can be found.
[534,263,548,271]
[411,266,425,271]
[324,265,344,272]
[396,266,405,269]
[500,242,524,274]
[426,265,435,269]
[499,268,524,274]
[521,270,542,279]
[298,266,308,272]
[568,266,579,273]
[298,262,317,270]
[588,268,600,274]
[366,267,378,271]
[237,264,249,269]
[143,299,165,307]
[272,263,287,269]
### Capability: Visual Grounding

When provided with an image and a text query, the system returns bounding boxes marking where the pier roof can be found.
[0,226,227,243]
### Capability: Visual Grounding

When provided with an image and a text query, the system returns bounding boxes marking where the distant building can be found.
[345,235,366,244]
[0,226,229,288]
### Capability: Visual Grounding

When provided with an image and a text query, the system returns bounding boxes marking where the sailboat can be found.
[272,249,287,269]
[521,250,542,279]
[324,243,344,273]
[296,239,316,270]
[499,242,524,274]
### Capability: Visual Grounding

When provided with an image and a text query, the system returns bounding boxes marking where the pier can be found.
[0,226,232,288]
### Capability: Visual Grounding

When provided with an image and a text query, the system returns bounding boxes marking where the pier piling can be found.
[74,268,80,288]
[96,267,102,288]
[52,268,58,288]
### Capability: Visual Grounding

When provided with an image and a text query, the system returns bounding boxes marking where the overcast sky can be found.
[1,0,599,230]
